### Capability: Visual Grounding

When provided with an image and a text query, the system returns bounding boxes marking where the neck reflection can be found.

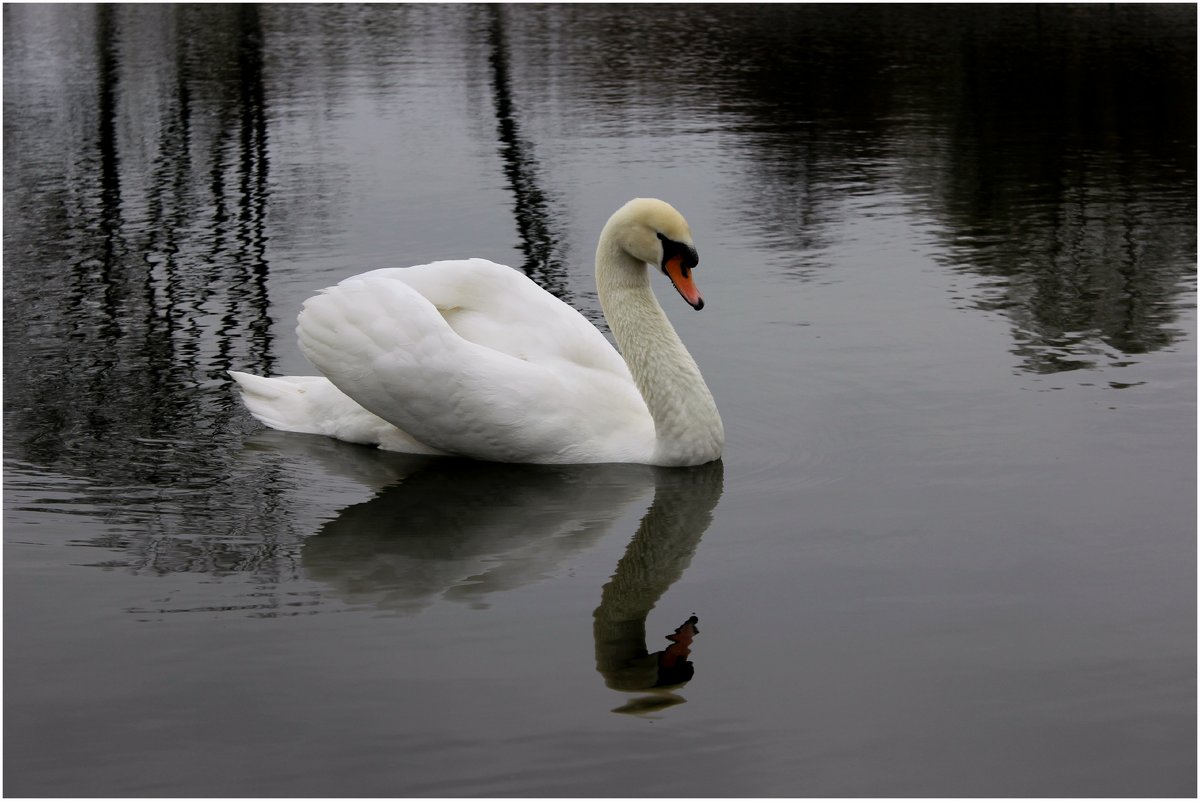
[593,461,724,715]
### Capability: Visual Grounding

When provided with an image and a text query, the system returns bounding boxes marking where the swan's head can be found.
[607,198,704,310]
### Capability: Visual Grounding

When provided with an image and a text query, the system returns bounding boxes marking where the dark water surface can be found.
[4,4,1196,796]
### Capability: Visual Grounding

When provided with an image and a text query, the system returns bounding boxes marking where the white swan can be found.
[230,198,723,466]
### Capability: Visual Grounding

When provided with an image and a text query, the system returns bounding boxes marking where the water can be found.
[4,4,1195,796]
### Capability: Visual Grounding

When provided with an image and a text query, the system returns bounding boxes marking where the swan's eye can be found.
[656,232,699,277]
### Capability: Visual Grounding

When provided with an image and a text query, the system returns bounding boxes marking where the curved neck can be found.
[595,233,723,466]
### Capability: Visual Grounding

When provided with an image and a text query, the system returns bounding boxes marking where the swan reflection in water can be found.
[250,433,723,712]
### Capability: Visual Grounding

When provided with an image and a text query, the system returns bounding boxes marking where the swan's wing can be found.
[296,260,654,464]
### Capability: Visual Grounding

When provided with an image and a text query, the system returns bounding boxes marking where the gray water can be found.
[4,4,1196,797]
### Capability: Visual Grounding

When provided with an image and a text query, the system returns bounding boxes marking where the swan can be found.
[230,198,723,466]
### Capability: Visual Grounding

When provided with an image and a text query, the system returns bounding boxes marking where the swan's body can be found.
[231,198,723,466]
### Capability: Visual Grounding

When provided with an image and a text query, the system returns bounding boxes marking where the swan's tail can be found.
[228,371,334,434]
[227,371,445,455]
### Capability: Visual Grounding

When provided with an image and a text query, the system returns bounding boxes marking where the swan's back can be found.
[295,259,655,463]
[377,260,627,374]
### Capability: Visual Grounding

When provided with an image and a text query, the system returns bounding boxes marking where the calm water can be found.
[4,4,1196,796]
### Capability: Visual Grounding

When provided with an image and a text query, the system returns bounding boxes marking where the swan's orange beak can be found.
[664,255,704,310]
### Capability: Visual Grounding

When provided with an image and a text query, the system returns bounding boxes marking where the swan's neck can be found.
[596,237,724,466]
